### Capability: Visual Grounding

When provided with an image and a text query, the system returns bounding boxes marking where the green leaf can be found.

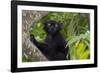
[66,36,80,47]
[80,50,90,59]
[76,42,86,58]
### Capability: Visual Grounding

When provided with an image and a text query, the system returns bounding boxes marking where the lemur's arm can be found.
[30,34,48,54]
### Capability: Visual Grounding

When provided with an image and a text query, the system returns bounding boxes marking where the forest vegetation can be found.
[23,12,90,62]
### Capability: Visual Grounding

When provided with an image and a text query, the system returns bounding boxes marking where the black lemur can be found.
[30,20,69,61]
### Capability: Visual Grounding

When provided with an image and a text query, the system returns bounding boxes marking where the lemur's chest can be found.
[44,35,63,48]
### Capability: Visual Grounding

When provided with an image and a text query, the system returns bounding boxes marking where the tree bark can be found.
[22,10,48,61]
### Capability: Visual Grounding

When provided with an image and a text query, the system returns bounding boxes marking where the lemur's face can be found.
[44,20,61,35]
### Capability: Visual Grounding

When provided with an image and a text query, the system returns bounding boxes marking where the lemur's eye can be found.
[48,23,51,26]
[55,24,58,27]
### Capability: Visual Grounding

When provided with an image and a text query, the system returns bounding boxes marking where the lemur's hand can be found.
[30,34,36,42]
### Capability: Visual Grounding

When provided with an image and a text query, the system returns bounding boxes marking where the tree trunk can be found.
[22,10,48,61]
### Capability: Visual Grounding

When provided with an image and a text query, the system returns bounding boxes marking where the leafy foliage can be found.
[22,52,32,62]
[29,12,90,61]
[66,31,90,59]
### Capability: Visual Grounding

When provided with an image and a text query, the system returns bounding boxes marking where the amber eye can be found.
[48,23,51,27]
[55,24,58,28]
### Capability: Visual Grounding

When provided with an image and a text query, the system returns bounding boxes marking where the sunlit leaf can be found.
[76,42,86,58]
[80,50,90,59]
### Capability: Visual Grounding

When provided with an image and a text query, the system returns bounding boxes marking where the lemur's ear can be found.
[57,22,63,30]
[43,20,49,26]
[60,23,63,29]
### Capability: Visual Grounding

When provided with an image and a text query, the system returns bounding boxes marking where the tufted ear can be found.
[43,21,49,33]
[43,20,50,26]
[60,23,64,29]
[57,22,63,30]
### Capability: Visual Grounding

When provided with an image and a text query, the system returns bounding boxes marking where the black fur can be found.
[30,20,68,61]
